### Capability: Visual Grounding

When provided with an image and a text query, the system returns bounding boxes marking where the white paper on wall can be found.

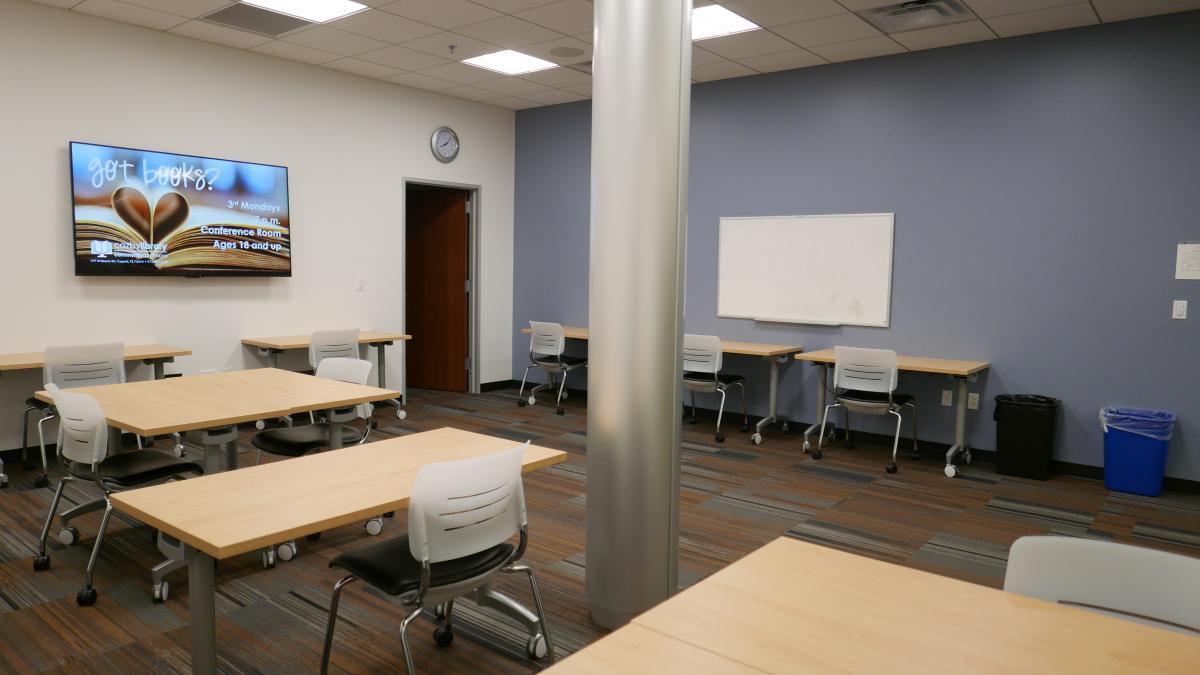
[1177,242,1200,280]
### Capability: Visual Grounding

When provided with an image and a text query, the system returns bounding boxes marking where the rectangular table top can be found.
[520,326,802,358]
[613,537,1200,674]
[110,427,568,559]
[0,344,190,372]
[241,331,411,350]
[795,347,989,376]
[35,368,399,437]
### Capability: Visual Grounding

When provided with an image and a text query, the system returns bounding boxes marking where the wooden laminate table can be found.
[36,368,399,473]
[0,343,190,379]
[110,427,568,675]
[795,348,990,477]
[520,325,802,443]
[550,537,1200,674]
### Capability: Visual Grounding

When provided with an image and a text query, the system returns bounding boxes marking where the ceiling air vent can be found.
[201,3,312,37]
[857,0,975,34]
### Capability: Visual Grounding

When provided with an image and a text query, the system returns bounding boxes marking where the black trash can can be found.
[994,395,1061,480]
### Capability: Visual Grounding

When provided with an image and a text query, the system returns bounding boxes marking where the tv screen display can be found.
[70,141,291,277]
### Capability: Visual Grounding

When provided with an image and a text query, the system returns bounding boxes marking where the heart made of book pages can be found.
[111,187,189,244]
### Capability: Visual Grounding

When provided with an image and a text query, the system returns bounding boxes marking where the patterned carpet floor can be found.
[0,386,1197,673]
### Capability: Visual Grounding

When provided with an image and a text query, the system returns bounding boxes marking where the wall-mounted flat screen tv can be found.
[71,141,291,277]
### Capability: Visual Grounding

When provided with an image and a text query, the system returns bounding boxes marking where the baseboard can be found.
[481,379,519,393]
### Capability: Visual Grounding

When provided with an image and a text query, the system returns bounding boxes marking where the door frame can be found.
[402,178,482,394]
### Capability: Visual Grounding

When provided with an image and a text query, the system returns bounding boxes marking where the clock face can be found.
[432,127,459,163]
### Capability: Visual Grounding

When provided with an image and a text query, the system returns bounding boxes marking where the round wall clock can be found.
[431,126,460,163]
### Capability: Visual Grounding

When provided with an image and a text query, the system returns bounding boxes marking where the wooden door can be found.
[405,185,469,392]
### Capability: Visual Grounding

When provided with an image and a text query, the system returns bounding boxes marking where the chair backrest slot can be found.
[44,343,126,389]
[528,322,565,359]
[833,346,897,394]
[682,334,723,374]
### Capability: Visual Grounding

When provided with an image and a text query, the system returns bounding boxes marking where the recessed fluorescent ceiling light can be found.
[240,0,367,23]
[692,5,759,40]
[463,50,558,75]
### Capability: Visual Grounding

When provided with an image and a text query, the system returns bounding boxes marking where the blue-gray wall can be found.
[512,12,1200,480]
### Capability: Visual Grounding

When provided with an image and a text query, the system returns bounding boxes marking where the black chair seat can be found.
[25,397,52,410]
[533,354,586,368]
[838,389,914,406]
[330,535,514,596]
[252,424,364,457]
[72,450,202,486]
[683,371,745,385]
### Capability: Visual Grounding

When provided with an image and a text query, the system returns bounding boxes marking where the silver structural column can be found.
[585,0,692,629]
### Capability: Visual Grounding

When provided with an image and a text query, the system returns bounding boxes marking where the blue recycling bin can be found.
[1101,407,1176,496]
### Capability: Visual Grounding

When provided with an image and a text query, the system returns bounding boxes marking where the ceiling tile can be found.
[472,76,552,96]
[329,8,442,43]
[773,13,880,47]
[962,0,1082,18]
[986,3,1098,37]
[737,48,827,72]
[564,82,592,96]
[692,60,758,82]
[890,20,996,51]
[72,0,187,30]
[383,70,457,90]
[441,84,503,102]
[574,31,593,43]
[24,0,81,8]
[323,57,403,78]
[516,0,594,36]
[522,36,592,65]
[401,31,498,60]
[692,45,726,66]
[721,0,847,27]
[1091,0,1200,22]
[807,35,905,62]
[168,20,273,48]
[377,0,502,29]
[417,61,506,84]
[472,0,561,11]
[835,0,901,10]
[285,26,389,56]
[357,43,450,69]
[455,15,564,48]
[521,88,588,105]
[518,65,591,87]
[120,0,228,18]
[697,29,798,60]
[485,96,542,109]
[250,40,341,65]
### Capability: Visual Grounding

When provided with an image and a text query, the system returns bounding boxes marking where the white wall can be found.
[0,0,516,450]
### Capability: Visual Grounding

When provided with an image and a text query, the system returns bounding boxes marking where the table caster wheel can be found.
[530,396,538,406]
[434,626,454,647]
[944,464,958,478]
[811,450,823,460]
[561,391,569,400]
[0,475,8,488]
[555,407,565,416]
[59,527,80,546]
[33,555,50,571]
[715,433,725,443]
[278,542,297,561]
[751,433,762,445]
[262,548,277,569]
[527,634,548,660]
[255,420,266,430]
[396,409,407,420]
[781,423,790,434]
[34,475,49,489]
[365,518,383,536]
[153,581,169,603]
[963,452,973,465]
[76,587,97,606]
[886,462,898,474]
[307,532,322,542]
[173,444,184,457]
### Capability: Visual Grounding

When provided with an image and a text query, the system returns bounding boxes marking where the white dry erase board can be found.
[717,213,895,327]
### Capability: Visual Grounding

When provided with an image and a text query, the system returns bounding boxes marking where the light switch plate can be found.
[967,392,980,410]
[941,390,953,407]
[355,275,366,292]
[1173,300,1188,319]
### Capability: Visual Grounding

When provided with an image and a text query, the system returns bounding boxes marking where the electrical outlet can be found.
[967,392,980,410]
[1173,300,1188,320]
[941,390,953,407]
[354,275,366,292]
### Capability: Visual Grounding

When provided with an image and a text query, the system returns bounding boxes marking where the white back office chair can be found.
[33,384,202,606]
[310,329,361,369]
[321,443,554,674]
[1004,536,1200,636]
[682,334,748,443]
[251,357,381,566]
[517,322,586,416]
[12,343,127,491]
[816,346,919,473]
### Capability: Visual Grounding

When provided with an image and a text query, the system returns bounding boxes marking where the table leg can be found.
[944,377,971,477]
[188,549,217,675]
[803,364,828,453]
[328,414,344,450]
[258,348,279,369]
[752,356,790,444]
[373,342,406,419]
